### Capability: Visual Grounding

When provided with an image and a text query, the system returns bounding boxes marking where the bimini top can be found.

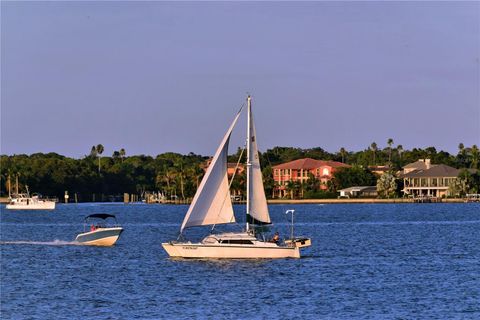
[85,213,116,220]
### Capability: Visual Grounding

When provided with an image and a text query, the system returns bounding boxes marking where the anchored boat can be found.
[75,214,123,246]
[162,95,311,259]
[6,185,56,210]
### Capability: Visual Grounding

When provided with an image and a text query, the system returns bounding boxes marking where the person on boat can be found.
[90,224,96,232]
[271,232,280,244]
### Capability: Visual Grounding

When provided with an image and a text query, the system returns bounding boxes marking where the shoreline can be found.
[0,197,469,205]
[266,198,466,204]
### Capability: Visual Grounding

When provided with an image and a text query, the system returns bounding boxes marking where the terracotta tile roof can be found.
[402,164,459,178]
[272,158,349,170]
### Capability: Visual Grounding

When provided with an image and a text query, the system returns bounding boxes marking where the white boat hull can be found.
[75,227,123,246]
[162,242,301,259]
[6,201,56,210]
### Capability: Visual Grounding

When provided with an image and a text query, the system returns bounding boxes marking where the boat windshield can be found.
[84,214,119,231]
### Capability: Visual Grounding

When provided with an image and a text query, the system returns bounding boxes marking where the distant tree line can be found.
[1,141,478,200]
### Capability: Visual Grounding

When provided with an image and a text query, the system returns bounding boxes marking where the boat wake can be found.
[0,239,81,246]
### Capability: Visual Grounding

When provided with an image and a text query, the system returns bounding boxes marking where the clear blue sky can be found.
[1,1,479,158]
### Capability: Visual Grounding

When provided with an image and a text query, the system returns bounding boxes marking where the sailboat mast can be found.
[246,95,251,232]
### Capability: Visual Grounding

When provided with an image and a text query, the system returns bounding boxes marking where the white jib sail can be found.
[180,110,241,232]
[247,99,271,224]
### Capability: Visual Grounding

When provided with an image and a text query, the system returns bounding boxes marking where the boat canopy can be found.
[85,213,116,220]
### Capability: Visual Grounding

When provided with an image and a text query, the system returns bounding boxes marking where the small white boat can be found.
[6,189,56,210]
[75,214,123,246]
[162,95,311,259]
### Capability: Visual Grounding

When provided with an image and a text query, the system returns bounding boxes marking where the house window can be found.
[322,168,329,176]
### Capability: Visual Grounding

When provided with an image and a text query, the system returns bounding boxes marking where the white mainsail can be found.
[180,110,241,232]
[246,96,271,225]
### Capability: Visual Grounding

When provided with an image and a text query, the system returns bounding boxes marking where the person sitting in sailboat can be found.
[271,232,280,244]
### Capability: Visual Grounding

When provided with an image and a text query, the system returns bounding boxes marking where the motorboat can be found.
[162,95,312,259]
[6,186,56,210]
[75,214,123,246]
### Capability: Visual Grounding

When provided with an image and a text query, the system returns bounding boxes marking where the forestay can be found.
[180,110,241,232]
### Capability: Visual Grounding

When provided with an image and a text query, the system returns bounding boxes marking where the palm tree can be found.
[119,148,126,163]
[162,169,177,198]
[370,142,378,165]
[397,144,404,161]
[387,138,394,163]
[90,146,97,158]
[339,147,347,163]
[285,180,296,200]
[458,143,466,166]
[96,144,104,173]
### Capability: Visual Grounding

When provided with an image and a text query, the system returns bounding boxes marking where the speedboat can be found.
[75,214,123,246]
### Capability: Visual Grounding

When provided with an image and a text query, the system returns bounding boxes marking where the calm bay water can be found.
[1,203,479,319]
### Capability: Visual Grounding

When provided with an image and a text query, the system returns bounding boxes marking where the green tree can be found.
[457,143,466,167]
[376,172,397,198]
[96,144,104,173]
[387,138,394,163]
[262,166,275,199]
[470,145,479,169]
[90,146,97,158]
[305,172,320,192]
[285,180,301,199]
[397,144,403,160]
[331,166,377,191]
[370,142,378,165]
[339,147,347,163]
[119,148,126,163]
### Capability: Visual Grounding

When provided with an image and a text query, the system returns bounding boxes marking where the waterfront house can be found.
[272,158,349,198]
[400,159,459,197]
[203,158,245,177]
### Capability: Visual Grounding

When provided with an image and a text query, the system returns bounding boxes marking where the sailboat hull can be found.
[162,242,301,259]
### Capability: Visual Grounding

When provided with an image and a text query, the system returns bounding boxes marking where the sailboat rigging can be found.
[162,95,311,259]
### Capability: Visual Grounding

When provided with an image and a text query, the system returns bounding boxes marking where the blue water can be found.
[1,203,479,319]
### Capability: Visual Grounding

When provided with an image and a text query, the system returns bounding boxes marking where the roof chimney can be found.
[425,159,431,169]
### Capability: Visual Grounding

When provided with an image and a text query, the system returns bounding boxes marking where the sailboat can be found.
[162,96,311,259]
